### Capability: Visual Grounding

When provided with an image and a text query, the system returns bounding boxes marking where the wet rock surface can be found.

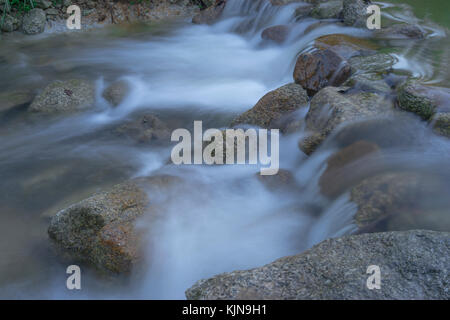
[231,83,308,128]
[293,49,352,96]
[28,79,95,114]
[186,230,450,300]
[48,175,182,274]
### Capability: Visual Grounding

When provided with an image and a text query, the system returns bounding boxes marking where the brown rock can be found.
[261,25,291,44]
[293,49,352,96]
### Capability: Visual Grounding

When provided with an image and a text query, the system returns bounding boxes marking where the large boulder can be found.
[48,175,181,274]
[29,79,95,114]
[293,49,352,96]
[186,230,450,299]
[231,83,308,128]
[22,8,47,35]
[397,80,450,121]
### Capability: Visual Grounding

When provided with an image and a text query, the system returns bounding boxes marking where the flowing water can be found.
[0,0,449,299]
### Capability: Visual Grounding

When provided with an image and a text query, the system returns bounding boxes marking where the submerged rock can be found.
[348,53,396,74]
[375,23,425,40]
[319,140,380,197]
[22,8,47,35]
[29,79,95,114]
[314,33,378,59]
[293,49,352,96]
[231,83,308,128]
[305,86,394,139]
[102,80,130,107]
[186,230,450,299]
[350,172,449,232]
[114,113,171,144]
[261,25,291,44]
[48,175,181,274]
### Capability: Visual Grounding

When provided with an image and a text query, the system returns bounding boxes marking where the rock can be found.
[319,140,380,197]
[342,0,370,27]
[350,172,446,232]
[102,80,130,107]
[48,175,181,274]
[294,4,314,19]
[36,0,52,9]
[293,49,352,96]
[375,23,425,40]
[114,113,171,143]
[348,53,396,74]
[192,1,226,25]
[314,33,378,59]
[310,0,343,19]
[431,112,450,138]
[305,86,394,139]
[1,15,20,32]
[22,8,47,35]
[257,169,295,191]
[45,8,60,17]
[231,83,308,128]
[397,80,450,121]
[29,79,95,114]
[186,230,450,299]
[0,90,33,113]
[298,132,325,155]
[261,25,291,44]
[344,72,392,94]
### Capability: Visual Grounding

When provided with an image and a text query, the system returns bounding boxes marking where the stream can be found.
[0,0,449,299]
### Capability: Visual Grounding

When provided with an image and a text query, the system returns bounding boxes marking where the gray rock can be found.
[29,79,95,114]
[22,8,47,35]
[342,0,370,27]
[344,72,392,94]
[311,0,343,19]
[102,80,130,107]
[1,14,20,32]
[431,112,450,138]
[48,175,182,274]
[186,230,450,299]
[376,23,425,40]
[348,53,396,74]
[114,113,171,143]
[231,83,308,128]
